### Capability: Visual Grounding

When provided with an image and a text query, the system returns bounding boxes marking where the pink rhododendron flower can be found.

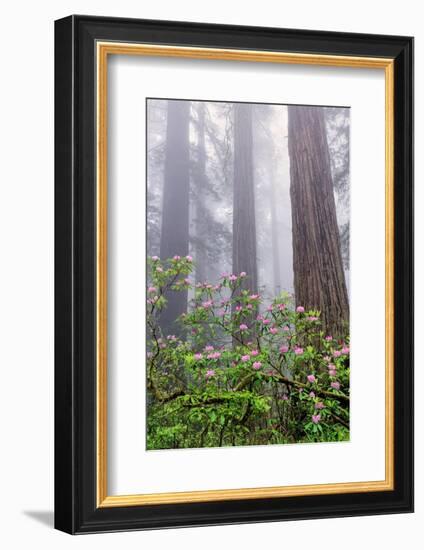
[147,286,157,293]
[278,303,286,311]
[331,381,341,390]
[235,305,242,312]
[229,274,238,281]
[309,391,315,398]
[186,255,193,262]
[324,355,331,362]
[251,349,259,356]
[294,347,304,355]
[325,335,333,341]
[283,326,290,332]
[312,414,321,424]
[333,350,342,357]
[205,369,215,379]
[256,314,263,321]
[167,334,176,341]
[246,304,253,310]
[307,374,316,383]
[252,361,262,370]
[239,271,246,277]
[267,305,274,312]
[151,256,159,261]
[262,319,271,325]
[315,402,325,410]
[328,369,337,377]
[307,316,318,322]
[281,394,289,401]
[194,353,203,361]
[173,255,181,260]
[156,267,163,273]
[220,272,229,278]
[184,278,190,285]
[239,324,248,331]
[269,327,278,334]
[341,346,350,354]
[249,294,260,300]
[296,306,305,313]
[241,355,250,362]
[202,300,213,309]
[207,352,221,360]
[279,345,289,353]
[204,345,214,352]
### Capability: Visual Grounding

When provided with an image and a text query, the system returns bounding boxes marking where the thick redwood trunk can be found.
[288,106,349,337]
[232,103,258,295]
[159,100,190,334]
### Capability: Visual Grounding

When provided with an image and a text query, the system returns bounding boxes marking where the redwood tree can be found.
[232,103,258,295]
[193,102,208,285]
[288,105,349,337]
[159,100,190,334]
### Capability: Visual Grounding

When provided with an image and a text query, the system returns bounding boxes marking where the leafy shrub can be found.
[146,256,350,449]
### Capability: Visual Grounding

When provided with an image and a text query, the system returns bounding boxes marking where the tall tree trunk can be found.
[269,161,282,295]
[233,103,258,301]
[159,100,190,334]
[194,102,208,285]
[288,105,349,337]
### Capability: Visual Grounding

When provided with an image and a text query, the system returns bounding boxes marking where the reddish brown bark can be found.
[288,106,349,337]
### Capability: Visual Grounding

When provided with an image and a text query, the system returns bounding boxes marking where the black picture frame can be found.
[55,14,414,534]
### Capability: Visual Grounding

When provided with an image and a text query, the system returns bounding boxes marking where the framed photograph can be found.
[54,15,413,534]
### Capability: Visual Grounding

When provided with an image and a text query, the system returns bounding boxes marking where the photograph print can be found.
[146,98,350,451]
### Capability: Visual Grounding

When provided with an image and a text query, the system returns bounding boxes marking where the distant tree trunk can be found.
[159,100,190,334]
[233,103,258,299]
[269,161,282,295]
[194,103,208,285]
[288,106,349,337]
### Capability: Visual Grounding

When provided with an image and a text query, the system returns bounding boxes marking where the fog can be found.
[147,99,349,301]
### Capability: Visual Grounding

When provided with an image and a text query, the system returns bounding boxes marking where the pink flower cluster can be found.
[312,414,321,424]
[328,363,337,377]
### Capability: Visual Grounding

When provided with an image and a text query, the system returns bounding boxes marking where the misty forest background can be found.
[147,100,349,336]
[146,99,350,450]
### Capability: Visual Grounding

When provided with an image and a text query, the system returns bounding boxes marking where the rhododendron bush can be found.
[147,257,350,450]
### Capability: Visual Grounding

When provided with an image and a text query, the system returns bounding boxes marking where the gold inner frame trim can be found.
[96,41,395,508]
